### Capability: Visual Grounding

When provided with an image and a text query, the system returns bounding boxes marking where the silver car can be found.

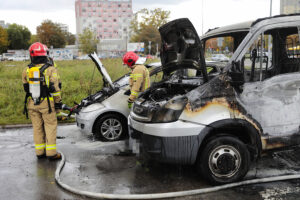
[76,53,162,141]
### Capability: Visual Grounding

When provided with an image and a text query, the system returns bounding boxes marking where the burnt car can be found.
[129,15,300,185]
[75,53,162,141]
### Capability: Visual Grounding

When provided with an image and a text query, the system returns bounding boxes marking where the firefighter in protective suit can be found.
[123,52,150,108]
[22,42,62,160]
[121,52,150,155]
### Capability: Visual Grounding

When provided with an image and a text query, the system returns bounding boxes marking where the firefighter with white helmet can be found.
[122,51,150,108]
[22,42,62,160]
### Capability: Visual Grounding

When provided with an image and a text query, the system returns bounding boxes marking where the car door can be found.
[235,24,300,142]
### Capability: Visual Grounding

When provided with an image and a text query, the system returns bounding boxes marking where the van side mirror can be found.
[229,61,244,92]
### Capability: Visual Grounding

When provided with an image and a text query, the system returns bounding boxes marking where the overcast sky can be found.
[0,0,280,35]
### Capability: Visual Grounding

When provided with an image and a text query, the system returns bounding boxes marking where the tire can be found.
[197,136,250,185]
[94,114,128,141]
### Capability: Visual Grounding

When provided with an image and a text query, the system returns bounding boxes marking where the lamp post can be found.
[268,0,273,68]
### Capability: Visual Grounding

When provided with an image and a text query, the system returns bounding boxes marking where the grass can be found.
[0,58,158,125]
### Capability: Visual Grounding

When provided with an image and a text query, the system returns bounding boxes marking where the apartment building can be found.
[75,0,133,52]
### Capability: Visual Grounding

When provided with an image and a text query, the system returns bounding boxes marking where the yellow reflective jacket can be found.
[129,64,150,102]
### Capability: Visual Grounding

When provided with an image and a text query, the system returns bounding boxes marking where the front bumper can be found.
[76,112,95,134]
[128,116,206,165]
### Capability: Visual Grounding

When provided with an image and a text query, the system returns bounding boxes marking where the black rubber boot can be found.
[37,154,46,159]
[48,153,62,161]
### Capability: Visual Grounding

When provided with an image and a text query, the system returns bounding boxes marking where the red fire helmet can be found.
[29,42,49,57]
[122,51,139,67]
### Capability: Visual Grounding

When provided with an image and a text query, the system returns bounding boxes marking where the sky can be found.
[0,0,280,36]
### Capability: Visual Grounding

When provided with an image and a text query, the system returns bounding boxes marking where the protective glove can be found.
[55,102,63,110]
[128,99,134,109]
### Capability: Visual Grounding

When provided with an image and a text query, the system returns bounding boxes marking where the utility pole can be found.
[148,41,152,55]
[268,0,272,67]
[202,0,204,35]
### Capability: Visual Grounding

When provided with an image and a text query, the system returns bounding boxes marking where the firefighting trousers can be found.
[29,107,58,157]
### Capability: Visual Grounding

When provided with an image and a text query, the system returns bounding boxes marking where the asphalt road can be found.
[1,125,300,200]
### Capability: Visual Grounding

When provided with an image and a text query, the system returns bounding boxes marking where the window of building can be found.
[113,19,117,22]
[82,8,86,12]
[128,4,131,8]
[118,4,121,7]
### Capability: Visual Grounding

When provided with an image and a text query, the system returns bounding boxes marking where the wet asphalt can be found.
[1,125,300,200]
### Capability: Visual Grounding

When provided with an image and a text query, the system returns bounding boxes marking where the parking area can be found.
[1,125,300,200]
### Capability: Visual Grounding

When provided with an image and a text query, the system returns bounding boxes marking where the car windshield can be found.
[114,74,130,87]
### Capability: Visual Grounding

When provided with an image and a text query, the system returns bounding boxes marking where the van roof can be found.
[202,13,300,40]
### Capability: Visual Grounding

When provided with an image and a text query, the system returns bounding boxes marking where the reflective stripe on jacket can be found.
[129,64,150,101]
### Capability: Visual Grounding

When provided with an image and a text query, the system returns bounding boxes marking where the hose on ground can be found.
[55,151,300,199]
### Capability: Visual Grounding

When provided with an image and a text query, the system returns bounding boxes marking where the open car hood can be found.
[89,52,114,89]
[159,18,206,74]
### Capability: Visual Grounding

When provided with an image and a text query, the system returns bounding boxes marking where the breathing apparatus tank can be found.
[28,66,41,105]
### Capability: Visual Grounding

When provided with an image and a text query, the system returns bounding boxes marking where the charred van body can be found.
[129,15,300,185]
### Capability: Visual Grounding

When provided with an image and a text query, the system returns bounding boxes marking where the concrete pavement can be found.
[1,125,300,200]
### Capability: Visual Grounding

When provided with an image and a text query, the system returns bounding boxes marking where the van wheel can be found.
[198,136,250,185]
[94,114,127,141]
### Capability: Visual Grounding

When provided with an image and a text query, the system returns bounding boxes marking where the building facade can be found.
[0,20,10,29]
[280,0,300,14]
[58,23,69,33]
[75,0,133,52]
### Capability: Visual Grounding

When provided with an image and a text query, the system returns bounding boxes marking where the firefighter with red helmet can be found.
[22,42,62,160]
[123,52,150,108]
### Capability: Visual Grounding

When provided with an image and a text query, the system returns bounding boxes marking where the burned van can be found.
[129,15,300,185]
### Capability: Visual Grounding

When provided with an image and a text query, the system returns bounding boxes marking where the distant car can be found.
[75,53,163,141]
[12,56,26,61]
[146,54,154,59]
[211,54,230,62]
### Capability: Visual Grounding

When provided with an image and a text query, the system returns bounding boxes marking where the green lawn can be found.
[0,58,133,125]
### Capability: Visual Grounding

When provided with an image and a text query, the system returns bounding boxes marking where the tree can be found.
[7,24,31,50]
[29,35,39,44]
[37,20,66,48]
[130,8,170,54]
[78,28,99,54]
[0,26,9,53]
[65,32,76,45]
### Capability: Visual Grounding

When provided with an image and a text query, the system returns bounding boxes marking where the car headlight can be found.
[151,96,188,123]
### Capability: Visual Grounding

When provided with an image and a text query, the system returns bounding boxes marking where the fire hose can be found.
[55,151,300,199]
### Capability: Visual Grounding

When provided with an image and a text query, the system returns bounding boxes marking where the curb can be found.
[0,122,76,130]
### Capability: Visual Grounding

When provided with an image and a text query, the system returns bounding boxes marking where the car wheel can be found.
[94,114,127,141]
[198,136,250,185]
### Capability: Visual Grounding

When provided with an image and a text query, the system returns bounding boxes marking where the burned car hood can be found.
[159,18,206,75]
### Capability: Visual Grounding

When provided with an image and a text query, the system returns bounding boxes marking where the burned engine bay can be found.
[132,75,203,123]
